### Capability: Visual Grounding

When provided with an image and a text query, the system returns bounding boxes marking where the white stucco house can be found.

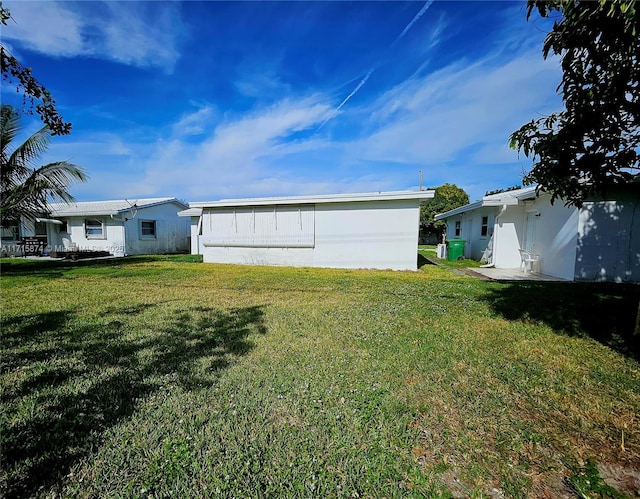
[1,197,190,257]
[434,184,640,282]
[188,190,434,270]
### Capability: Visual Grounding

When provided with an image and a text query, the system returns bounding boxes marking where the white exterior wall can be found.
[576,193,640,282]
[492,209,525,269]
[313,200,419,269]
[56,217,127,255]
[201,199,421,270]
[489,197,578,280]
[48,203,189,256]
[122,203,190,255]
[525,195,578,280]
[203,245,314,267]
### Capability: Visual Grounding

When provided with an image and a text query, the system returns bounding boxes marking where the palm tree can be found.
[1,105,87,224]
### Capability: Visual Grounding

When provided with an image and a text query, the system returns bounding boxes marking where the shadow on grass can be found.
[417,252,433,268]
[483,281,639,360]
[1,304,266,497]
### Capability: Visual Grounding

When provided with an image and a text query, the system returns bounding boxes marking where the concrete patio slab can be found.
[463,267,568,282]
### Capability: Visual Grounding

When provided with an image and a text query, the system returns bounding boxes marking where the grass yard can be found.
[1,256,639,498]
[418,246,481,270]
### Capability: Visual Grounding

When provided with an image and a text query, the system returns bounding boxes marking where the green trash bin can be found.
[446,239,466,261]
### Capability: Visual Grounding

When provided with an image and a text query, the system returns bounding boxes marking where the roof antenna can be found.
[419,170,424,191]
[122,199,139,222]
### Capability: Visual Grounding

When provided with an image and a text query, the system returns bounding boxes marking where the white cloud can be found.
[34,4,563,204]
[97,2,182,71]
[132,96,339,198]
[2,1,184,71]
[2,1,85,56]
[54,46,561,203]
[234,71,291,99]
[172,106,216,137]
[349,49,561,169]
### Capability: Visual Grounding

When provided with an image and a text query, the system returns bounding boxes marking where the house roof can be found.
[48,197,188,217]
[190,190,434,209]
[177,208,203,217]
[434,185,538,220]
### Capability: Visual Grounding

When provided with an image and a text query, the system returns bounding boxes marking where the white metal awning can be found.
[35,218,63,225]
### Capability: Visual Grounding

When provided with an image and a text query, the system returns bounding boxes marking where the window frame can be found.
[454,220,461,237]
[139,219,157,239]
[85,219,105,239]
[480,216,489,237]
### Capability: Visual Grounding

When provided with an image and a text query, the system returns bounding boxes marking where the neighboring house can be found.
[189,190,435,270]
[434,184,640,282]
[1,197,190,257]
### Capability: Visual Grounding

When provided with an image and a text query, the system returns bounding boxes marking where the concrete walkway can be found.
[420,253,566,282]
[462,267,567,282]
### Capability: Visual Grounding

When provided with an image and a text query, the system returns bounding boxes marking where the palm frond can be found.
[8,126,51,170]
[1,104,88,222]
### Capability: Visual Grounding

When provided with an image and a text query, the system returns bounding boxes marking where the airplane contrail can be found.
[391,0,435,48]
[316,68,374,131]
[336,68,374,112]
[317,0,435,132]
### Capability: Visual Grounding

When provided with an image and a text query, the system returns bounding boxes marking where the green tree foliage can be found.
[420,183,469,241]
[509,0,639,207]
[1,4,72,135]
[1,105,87,223]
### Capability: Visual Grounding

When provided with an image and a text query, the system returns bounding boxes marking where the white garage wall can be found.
[201,199,421,270]
[313,200,419,270]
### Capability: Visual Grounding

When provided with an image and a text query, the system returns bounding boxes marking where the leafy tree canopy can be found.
[1,4,72,136]
[1,105,87,223]
[510,0,639,207]
[420,183,469,240]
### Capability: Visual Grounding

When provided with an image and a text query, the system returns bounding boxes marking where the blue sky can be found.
[2,1,561,203]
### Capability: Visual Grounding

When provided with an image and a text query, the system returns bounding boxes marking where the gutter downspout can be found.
[480,204,507,268]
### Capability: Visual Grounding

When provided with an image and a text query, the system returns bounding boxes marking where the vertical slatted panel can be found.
[204,204,315,247]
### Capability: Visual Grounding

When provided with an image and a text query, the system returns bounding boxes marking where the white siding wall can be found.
[491,197,578,279]
[201,199,421,270]
[576,194,640,282]
[201,204,315,266]
[203,205,314,248]
[313,200,419,269]
[493,207,526,269]
[122,203,190,255]
[527,195,578,280]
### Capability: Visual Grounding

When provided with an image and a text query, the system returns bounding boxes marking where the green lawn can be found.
[1,256,639,498]
[418,246,481,268]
